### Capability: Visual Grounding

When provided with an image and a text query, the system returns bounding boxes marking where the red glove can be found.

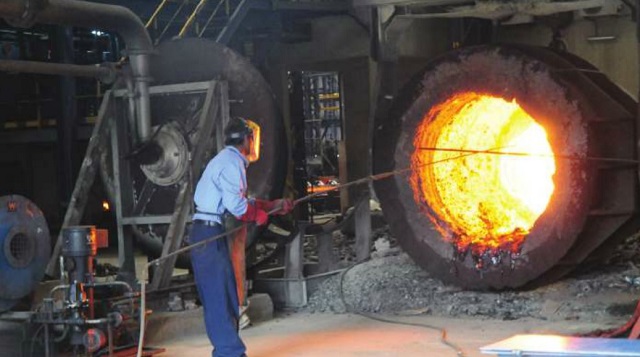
[255,199,294,215]
[238,203,268,226]
[274,199,294,216]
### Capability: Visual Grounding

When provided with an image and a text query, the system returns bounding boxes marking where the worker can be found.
[189,117,293,357]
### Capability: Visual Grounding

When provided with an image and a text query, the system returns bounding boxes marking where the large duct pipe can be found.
[0,0,153,140]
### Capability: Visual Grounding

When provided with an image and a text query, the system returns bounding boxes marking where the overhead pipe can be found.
[0,0,154,140]
[0,59,116,81]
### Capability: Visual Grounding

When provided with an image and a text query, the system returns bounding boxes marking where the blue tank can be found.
[0,195,50,312]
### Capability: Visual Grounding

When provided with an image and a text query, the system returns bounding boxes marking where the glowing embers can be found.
[411,92,556,255]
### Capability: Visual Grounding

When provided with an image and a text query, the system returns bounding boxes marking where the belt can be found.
[196,210,223,216]
[193,219,221,227]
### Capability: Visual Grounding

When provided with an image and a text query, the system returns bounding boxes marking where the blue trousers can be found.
[190,222,247,357]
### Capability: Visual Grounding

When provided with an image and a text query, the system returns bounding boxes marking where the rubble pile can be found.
[306,226,640,324]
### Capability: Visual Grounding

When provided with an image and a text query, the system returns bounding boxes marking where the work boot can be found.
[239,304,250,330]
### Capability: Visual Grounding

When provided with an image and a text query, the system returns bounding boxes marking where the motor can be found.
[30,226,158,357]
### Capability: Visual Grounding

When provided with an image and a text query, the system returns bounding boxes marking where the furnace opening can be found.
[411,92,556,254]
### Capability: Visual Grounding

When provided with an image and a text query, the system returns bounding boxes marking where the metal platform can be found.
[481,334,640,356]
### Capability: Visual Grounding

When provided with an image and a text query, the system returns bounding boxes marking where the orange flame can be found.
[410,92,556,254]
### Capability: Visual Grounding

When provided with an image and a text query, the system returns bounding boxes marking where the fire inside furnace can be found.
[411,92,556,255]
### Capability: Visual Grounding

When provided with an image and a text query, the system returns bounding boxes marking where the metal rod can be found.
[48,284,69,298]
[198,0,226,37]
[145,0,169,28]
[0,59,114,80]
[59,256,65,281]
[418,147,640,164]
[135,148,485,357]
[155,0,188,45]
[88,281,133,293]
[138,279,146,357]
[108,324,114,357]
[33,317,111,325]
[44,323,50,357]
[178,0,209,38]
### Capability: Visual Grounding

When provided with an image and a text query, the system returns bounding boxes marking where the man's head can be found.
[224,117,261,162]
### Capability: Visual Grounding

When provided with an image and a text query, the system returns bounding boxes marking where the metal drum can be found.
[0,195,50,311]
[99,38,287,267]
[373,45,638,289]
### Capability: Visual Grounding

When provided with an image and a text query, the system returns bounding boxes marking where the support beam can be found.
[45,91,114,277]
[110,105,137,281]
[55,26,77,208]
[354,196,371,262]
[285,224,305,279]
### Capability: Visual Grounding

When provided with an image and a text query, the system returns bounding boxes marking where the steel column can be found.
[55,26,77,208]
[110,101,137,282]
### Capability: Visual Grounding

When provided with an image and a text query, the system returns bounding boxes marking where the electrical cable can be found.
[339,261,466,357]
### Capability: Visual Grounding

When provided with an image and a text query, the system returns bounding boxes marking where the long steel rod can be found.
[419,147,640,165]
[135,148,484,357]
[145,0,169,28]
[198,0,226,37]
[155,0,188,45]
[178,0,208,38]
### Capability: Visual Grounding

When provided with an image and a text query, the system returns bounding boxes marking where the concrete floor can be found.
[148,310,613,357]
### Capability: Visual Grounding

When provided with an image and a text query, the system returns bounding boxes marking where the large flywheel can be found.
[99,38,287,267]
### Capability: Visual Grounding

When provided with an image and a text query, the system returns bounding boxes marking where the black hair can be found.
[224,117,251,146]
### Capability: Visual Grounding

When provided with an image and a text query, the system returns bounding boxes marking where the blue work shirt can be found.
[193,146,249,223]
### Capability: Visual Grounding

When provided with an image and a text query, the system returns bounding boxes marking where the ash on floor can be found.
[305,231,640,325]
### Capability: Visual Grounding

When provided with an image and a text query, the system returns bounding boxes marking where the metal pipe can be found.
[0,59,114,80]
[35,317,111,325]
[0,0,152,54]
[108,324,114,357]
[49,281,134,296]
[126,77,139,140]
[89,281,133,292]
[130,55,152,140]
[44,323,50,357]
[0,0,154,141]
[48,284,69,298]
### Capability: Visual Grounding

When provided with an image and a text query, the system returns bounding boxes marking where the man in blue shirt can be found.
[190,117,292,357]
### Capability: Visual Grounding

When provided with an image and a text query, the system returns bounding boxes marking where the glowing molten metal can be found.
[411,92,556,254]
